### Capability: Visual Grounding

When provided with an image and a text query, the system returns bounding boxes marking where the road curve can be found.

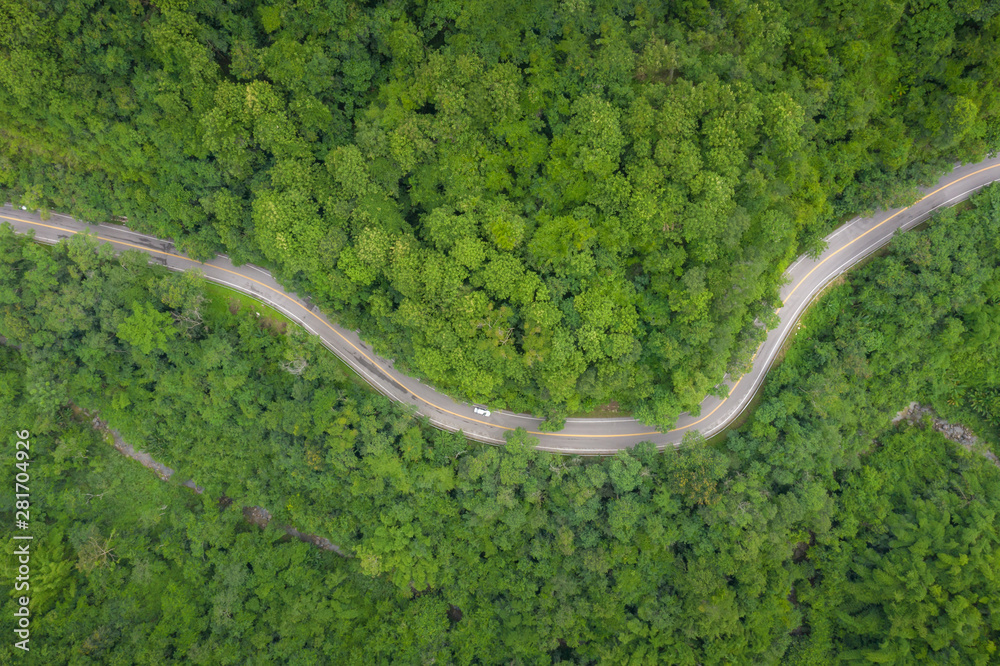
[4,157,1000,454]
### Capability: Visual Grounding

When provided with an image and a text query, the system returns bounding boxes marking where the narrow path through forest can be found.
[82,407,352,557]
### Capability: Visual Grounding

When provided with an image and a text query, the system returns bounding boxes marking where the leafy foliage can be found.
[3,183,1000,662]
[3,0,1000,421]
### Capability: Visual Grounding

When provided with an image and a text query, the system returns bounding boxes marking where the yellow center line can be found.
[687,163,1000,436]
[4,164,998,441]
[3,216,580,435]
[785,163,1000,302]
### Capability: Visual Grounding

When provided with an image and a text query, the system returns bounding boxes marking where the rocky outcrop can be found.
[893,402,999,467]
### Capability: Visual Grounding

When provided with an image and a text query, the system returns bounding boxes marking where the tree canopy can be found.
[2,0,1000,422]
[2,181,1000,663]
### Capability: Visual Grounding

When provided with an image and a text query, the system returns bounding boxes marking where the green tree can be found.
[117,302,177,355]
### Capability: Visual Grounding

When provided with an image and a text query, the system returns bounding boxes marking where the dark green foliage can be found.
[0,348,400,664]
[3,0,1000,421]
[797,427,1000,664]
[3,184,1000,662]
[723,184,1000,664]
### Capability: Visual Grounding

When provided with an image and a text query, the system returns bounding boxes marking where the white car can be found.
[473,406,491,417]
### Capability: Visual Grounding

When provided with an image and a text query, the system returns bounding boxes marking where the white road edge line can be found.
[4,161,1000,454]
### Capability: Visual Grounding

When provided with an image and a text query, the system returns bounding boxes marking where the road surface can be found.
[4,157,1000,454]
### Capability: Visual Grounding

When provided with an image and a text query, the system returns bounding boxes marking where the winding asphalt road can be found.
[4,157,1000,454]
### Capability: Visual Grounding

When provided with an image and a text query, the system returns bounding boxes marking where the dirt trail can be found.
[88,411,352,557]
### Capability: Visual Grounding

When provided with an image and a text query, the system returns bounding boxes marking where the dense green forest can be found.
[3,0,1000,423]
[3,182,1000,662]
